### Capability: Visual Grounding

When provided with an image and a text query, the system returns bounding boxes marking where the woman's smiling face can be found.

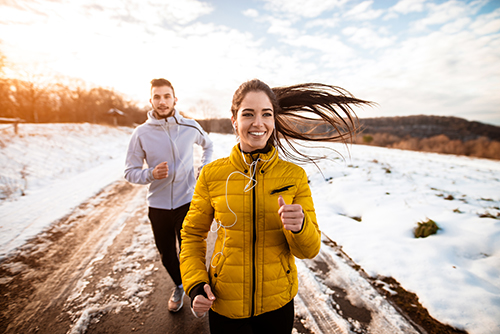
[232,90,275,152]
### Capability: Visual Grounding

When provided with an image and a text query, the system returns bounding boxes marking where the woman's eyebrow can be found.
[241,108,273,112]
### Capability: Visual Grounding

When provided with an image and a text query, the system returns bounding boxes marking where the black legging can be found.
[208,299,294,334]
[148,203,190,286]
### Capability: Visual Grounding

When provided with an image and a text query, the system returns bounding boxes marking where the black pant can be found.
[148,203,190,286]
[208,299,294,334]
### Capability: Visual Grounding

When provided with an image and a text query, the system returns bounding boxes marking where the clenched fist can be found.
[192,284,216,317]
[153,161,169,179]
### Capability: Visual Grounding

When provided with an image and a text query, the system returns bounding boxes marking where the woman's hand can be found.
[192,284,216,317]
[278,196,304,232]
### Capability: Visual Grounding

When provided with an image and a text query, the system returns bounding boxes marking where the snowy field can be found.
[1,124,499,334]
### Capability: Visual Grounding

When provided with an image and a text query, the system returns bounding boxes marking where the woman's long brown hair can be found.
[231,79,375,164]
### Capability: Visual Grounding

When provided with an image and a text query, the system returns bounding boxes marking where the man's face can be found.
[150,85,177,119]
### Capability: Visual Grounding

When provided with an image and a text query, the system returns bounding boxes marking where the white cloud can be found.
[441,17,471,34]
[305,17,341,29]
[344,0,384,21]
[340,26,500,121]
[84,0,214,26]
[412,0,470,31]
[0,0,75,27]
[342,26,395,49]
[159,0,214,24]
[391,0,427,14]
[383,11,399,20]
[267,18,297,37]
[243,8,259,18]
[470,7,500,35]
[286,33,345,53]
[262,0,347,19]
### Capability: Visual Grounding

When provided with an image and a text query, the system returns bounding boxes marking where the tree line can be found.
[0,54,146,126]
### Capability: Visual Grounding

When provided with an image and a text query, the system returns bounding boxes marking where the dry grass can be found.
[414,218,440,238]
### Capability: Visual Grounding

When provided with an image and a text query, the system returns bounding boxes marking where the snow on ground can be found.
[0,123,133,258]
[1,125,499,334]
[298,142,500,334]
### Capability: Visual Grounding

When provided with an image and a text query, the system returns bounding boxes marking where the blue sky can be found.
[1,0,499,125]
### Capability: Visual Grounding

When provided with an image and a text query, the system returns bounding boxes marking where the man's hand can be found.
[278,196,304,232]
[192,284,216,317]
[153,161,169,179]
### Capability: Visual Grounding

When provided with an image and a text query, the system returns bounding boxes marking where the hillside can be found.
[358,115,500,141]
[353,115,500,160]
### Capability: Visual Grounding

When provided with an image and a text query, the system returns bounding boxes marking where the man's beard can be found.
[153,104,175,119]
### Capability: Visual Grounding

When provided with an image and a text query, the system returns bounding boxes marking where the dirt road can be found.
[0,179,427,334]
[0,180,211,334]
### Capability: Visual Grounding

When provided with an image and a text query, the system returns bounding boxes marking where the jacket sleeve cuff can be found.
[189,282,208,307]
[292,211,306,234]
[147,168,155,182]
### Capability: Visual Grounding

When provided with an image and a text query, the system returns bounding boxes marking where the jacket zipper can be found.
[251,172,256,317]
[167,122,176,209]
[251,155,258,317]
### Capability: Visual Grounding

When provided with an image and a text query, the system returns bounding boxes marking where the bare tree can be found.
[0,52,13,118]
[10,68,55,123]
[196,99,217,119]
[189,99,218,132]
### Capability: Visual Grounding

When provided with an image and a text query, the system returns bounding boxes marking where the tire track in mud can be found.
[295,234,421,334]
[0,180,147,333]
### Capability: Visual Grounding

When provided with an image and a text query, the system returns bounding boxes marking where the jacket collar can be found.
[146,109,182,126]
[229,144,279,174]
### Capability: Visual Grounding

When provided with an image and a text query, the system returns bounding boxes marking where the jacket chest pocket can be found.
[270,184,295,195]
[269,184,296,209]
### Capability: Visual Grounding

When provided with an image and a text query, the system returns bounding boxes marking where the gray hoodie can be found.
[124,109,213,210]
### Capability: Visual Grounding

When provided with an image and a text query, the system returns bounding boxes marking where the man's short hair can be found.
[151,78,175,96]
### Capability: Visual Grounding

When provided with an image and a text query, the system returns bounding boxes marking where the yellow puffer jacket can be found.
[180,144,321,319]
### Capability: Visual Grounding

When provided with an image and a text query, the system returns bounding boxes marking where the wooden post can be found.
[0,117,25,134]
